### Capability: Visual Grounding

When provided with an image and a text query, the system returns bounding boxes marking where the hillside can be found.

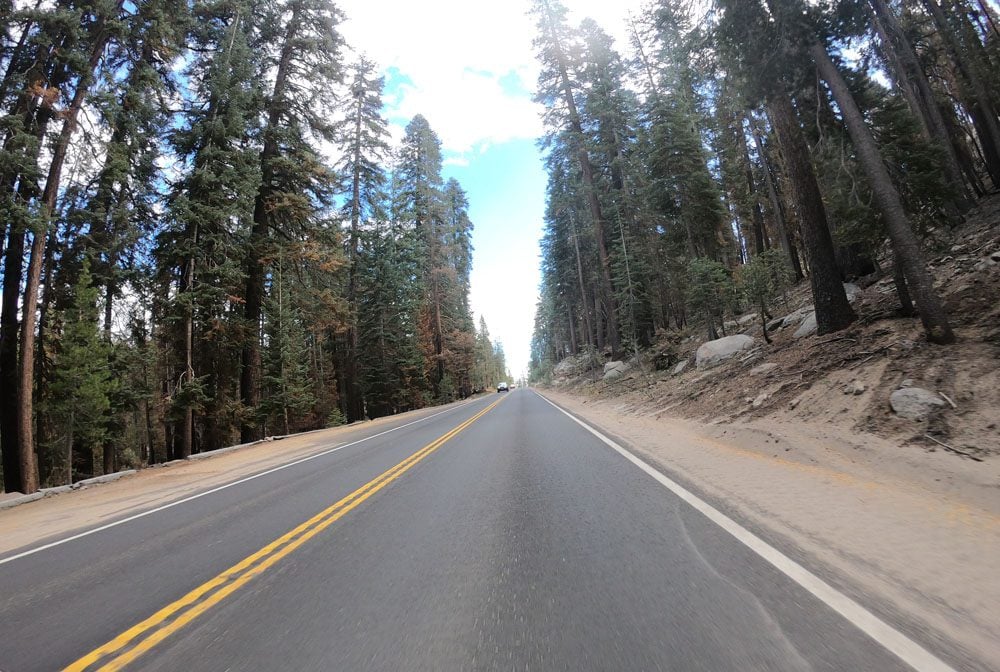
[544,194,1000,462]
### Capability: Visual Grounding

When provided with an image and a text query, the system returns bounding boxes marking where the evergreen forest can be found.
[529,0,1000,384]
[0,0,511,494]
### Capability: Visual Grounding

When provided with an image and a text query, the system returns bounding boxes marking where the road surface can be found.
[0,390,955,671]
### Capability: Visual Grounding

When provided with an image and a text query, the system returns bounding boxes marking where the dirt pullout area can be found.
[0,399,478,557]
[541,388,1000,670]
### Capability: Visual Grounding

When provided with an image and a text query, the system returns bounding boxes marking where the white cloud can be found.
[335,0,647,375]
[387,70,542,155]
[336,0,646,156]
[337,0,543,155]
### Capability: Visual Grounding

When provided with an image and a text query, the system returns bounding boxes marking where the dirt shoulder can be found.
[0,398,480,558]
[540,387,1000,669]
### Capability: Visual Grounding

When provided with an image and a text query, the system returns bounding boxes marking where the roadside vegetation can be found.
[0,1,511,493]
[529,0,999,377]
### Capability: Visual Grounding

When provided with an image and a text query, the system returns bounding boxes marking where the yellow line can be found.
[65,397,504,672]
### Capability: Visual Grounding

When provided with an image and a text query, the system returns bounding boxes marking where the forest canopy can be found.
[529,0,999,380]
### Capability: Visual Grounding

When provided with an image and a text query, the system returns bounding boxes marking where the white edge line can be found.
[534,390,956,672]
[0,397,488,566]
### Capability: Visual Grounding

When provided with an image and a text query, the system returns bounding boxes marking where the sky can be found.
[336,0,645,379]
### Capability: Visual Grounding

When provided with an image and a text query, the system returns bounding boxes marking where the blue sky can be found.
[336,0,643,376]
[444,139,548,379]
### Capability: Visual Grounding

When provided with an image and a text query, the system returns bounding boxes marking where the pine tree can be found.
[921,0,1000,184]
[395,115,456,399]
[44,260,112,484]
[748,113,804,280]
[261,252,315,435]
[713,0,857,335]
[157,0,260,458]
[781,0,956,343]
[334,56,391,421]
[868,0,972,207]
[356,168,427,416]
[686,258,734,341]
[644,4,729,262]
[1,0,129,493]
[532,0,621,355]
[240,0,344,443]
[439,178,476,398]
[737,250,793,345]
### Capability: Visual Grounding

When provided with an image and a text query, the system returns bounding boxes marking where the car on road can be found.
[497,382,509,392]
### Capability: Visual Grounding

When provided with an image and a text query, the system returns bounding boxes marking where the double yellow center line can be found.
[66,396,505,672]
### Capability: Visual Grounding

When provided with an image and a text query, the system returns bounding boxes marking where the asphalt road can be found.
[0,390,951,671]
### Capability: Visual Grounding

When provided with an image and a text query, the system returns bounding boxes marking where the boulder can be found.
[695,334,755,369]
[603,360,628,374]
[553,358,578,378]
[844,282,861,303]
[750,362,778,377]
[793,312,817,339]
[843,380,866,395]
[672,360,689,375]
[752,392,770,408]
[737,313,758,327]
[781,305,814,329]
[766,316,785,333]
[602,360,631,381]
[889,387,946,420]
[974,254,999,272]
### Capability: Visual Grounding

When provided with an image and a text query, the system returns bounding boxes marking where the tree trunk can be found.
[66,409,74,485]
[567,305,577,354]
[434,288,445,395]
[242,6,300,442]
[593,292,604,352]
[15,12,117,493]
[766,93,856,334]
[974,0,1000,41]
[739,115,769,255]
[869,0,972,208]
[0,219,26,491]
[345,77,365,422]
[811,42,954,344]
[750,113,804,280]
[569,212,594,350]
[178,222,196,461]
[103,439,115,476]
[540,0,620,355]
[892,250,917,317]
[923,0,1000,185]
[759,300,772,345]
[0,61,66,493]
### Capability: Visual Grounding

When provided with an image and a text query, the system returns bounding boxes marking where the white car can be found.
[497,382,509,392]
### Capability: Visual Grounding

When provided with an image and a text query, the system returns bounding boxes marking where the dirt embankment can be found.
[550,194,1000,459]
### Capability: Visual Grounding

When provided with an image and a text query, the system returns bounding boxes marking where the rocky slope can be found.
[547,194,1000,461]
